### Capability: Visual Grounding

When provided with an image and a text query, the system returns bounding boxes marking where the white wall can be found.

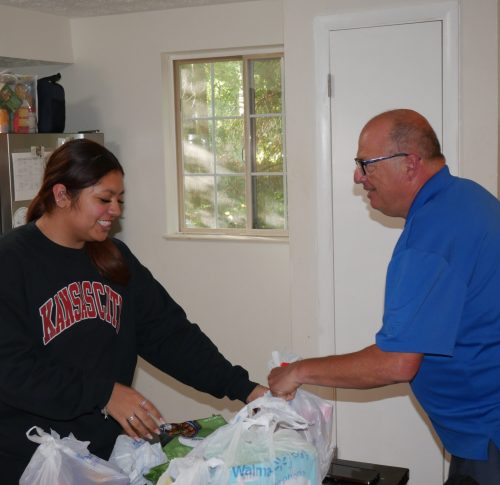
[63,0,289,422]
[459,0,499,187]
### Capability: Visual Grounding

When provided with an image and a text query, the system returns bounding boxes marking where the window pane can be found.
[184,175,215,228]
[180,63,211,119]
[251,116,283,172]
[215,118,244,173]
[216,175,246,228]
[182,119,213,174]
[253,175,286,229]
[214,61,243,117]
[175,54,286,234]
[250,58,282,115]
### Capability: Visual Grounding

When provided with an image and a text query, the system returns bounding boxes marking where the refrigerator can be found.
[0,132,104,235]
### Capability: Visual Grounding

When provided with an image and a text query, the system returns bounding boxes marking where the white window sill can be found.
[163,233,289,243]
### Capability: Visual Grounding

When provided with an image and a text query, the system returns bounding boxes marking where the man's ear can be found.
[53,183,70,208]
[404,153,421,180]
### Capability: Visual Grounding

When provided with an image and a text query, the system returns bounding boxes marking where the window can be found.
[174,54,287,236]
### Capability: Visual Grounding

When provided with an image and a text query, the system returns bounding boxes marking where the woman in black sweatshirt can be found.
[0,138,265,483]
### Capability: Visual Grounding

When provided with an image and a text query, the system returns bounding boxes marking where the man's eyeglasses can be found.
[354,152,408,175]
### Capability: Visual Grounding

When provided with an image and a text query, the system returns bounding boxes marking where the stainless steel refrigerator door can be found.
[0,132,104,234]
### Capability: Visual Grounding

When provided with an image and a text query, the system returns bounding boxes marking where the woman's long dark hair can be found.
[27,138,130,285]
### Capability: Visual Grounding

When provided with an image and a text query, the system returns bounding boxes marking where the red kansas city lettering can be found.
[39,281,123,345]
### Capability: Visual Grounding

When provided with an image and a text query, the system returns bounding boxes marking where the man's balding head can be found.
[355,109,446,218]
[362,109,444,163]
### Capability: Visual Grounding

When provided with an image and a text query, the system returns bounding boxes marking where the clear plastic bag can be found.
[0,72,37,133]
[19,426,130,485]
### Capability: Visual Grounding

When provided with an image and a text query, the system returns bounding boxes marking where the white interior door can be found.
[330,20,451,484]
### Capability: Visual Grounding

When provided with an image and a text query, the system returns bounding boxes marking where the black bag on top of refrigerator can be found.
[37,73,65,133]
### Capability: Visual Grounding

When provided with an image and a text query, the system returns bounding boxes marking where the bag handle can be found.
[25,426,53,445]
[235,394,310,430]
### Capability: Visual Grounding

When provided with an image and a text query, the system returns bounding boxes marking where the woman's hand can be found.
[245,384,268,403]
[105,383,164,440]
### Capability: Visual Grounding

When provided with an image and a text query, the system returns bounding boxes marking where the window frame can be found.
[173,52,287,237]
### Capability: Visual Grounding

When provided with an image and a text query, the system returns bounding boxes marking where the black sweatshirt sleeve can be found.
[120,242,258,403]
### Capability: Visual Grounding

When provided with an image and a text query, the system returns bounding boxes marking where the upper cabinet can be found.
[0,5,73,68]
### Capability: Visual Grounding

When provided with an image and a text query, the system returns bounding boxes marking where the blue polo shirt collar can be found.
[406,165,453,223]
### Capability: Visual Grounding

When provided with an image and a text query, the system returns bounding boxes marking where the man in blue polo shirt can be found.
[268,109,500,484]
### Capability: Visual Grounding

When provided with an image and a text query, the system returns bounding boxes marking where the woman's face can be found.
[62,170,124,248]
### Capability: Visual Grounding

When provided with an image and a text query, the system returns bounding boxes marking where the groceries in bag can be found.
[158,390,335,485]
[145,414,228,484]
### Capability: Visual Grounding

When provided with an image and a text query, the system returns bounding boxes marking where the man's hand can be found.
[268,362,301,400]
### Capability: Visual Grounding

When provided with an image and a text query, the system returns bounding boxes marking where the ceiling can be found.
[0,0,260,18]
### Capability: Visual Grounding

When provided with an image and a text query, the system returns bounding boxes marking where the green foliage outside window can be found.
[176,55,286,234]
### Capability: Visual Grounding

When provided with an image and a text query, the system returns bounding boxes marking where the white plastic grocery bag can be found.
[109,434,166,485]
[270,350,335,478]
[161,392,333,484]
[19,426,130,485]
[288,389,335,478]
